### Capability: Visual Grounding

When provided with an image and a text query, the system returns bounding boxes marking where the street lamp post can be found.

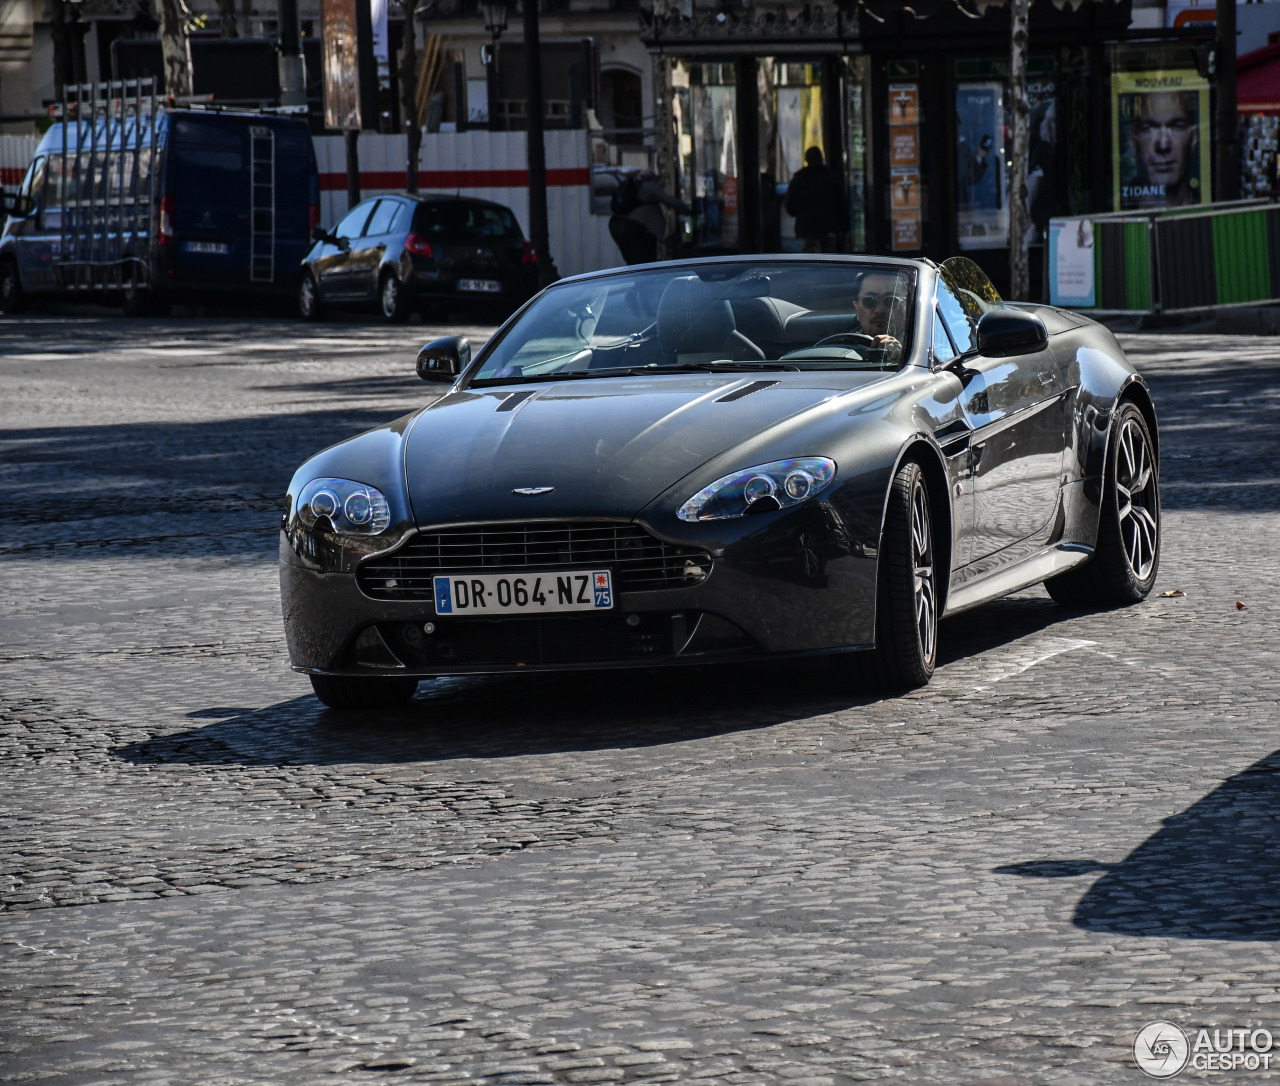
[520,0,558,285]
[481,0,507,130]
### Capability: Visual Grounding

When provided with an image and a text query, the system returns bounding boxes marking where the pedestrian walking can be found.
[608,169,692,266]
[784,146,846,253]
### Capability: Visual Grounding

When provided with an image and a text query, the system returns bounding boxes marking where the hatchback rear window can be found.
[414,202,521,239]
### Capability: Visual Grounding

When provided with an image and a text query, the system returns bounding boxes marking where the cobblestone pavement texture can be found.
[1,314,1278,1085]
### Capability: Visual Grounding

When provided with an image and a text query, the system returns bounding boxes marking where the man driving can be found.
[854,271,905,362]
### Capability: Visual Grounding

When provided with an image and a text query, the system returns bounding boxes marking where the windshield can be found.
[470,261,916,384]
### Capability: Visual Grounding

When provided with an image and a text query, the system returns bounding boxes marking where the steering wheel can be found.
[813,332,876,349]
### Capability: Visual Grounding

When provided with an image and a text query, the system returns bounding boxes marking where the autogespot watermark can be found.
[1134,1022,1275,1077]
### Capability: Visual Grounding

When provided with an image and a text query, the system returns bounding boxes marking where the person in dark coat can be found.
[608,170,693,266]
[784,147,846,253]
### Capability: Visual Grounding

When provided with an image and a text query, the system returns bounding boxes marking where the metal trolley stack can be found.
[56,80,163,297]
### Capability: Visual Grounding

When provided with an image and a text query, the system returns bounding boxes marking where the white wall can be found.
[315,129,621,279]
[0,133,39,189]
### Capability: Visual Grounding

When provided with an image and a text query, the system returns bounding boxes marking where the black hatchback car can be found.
[299,193,540,323]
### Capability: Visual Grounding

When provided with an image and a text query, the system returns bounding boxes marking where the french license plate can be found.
[433,570,613,616]
[183,240,230,254]
[457,278,501,293]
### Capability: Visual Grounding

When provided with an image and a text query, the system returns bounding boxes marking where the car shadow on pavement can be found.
[115,595,1073,767]
[995,749,1280,940]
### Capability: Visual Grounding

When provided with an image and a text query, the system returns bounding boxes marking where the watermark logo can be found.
[1134,1022,1190,1078]
[1133,1023,1275,1076]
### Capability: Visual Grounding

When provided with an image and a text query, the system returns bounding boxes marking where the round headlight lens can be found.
[311,488,339,519]
[344,490,373,525]
[743,475,776,504]
[783,470,813,501]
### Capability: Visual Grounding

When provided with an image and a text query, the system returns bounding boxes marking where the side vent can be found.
[715,380,779,403]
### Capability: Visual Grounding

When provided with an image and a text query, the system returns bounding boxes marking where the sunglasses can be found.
[856,293,902,309]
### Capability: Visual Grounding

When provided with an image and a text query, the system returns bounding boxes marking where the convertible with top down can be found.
[279,254,1160,709]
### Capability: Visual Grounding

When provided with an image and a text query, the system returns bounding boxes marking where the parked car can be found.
[299,193,540,323]
[0,97,318,316]
[279,254,1161,710]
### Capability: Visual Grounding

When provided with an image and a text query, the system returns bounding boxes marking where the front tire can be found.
[379,272,411,323]
[299,272,325,321]
[863,458,938,690]
[1046,401,1160,608]
[1,260,27,314]
[310,674,419,710]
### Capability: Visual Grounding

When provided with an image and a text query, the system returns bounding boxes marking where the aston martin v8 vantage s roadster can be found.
[280,255,1160,709]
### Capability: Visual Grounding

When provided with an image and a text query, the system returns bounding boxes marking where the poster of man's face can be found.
[1113,72,1211,210]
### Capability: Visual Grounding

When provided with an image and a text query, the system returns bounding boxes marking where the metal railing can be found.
[58,80,162,295]
[1048,199,1280,314]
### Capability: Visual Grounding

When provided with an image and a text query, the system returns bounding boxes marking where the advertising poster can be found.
[892,210,922,250]
[891,168,921,210]
[890,126,919,168]
[322,0,361,130]
[1048,217,1096,308]
[1112,70,1211,210]
[888,84,919,126]
[955,81,1007,250]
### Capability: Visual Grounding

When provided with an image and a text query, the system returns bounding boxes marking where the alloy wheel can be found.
[1115,416,1158,580]
[911,477,937,665]
[382,277,399,318]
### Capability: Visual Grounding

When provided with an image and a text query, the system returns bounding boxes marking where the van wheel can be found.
[379,272,411,323]
[299,273,326,321]
[122,287,169,317]
[0,261,26,315]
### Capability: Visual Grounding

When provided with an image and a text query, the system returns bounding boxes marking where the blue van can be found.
[1,98,318,315]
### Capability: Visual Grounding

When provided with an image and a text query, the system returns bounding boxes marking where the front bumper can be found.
[280,508,879,677]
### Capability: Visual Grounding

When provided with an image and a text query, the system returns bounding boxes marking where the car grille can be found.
[357,521,711,600]
[379,612,677,668]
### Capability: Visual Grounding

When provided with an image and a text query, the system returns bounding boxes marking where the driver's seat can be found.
[656,277,765,364]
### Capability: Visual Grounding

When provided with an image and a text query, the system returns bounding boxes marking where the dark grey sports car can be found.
[280,255,1160,709]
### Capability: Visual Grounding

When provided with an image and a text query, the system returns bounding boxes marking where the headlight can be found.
[677,457,836,522]
[297,478,392,534]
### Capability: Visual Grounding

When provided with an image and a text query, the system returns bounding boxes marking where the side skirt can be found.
[942,543,1092,618]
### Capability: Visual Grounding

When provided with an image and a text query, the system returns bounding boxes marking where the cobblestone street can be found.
[2,315,1279,1085]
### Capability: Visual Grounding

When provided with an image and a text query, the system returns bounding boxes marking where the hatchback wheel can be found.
[299,273,325,321]
[380,273,411,323]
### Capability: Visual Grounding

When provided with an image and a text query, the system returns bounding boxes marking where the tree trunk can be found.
[155,0,193,98]
[217,0,239,38]
[400,0,421,193]
[1008,0,1030,301]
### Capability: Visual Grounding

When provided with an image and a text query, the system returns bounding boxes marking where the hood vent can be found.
[496,390,539,412]
[715,379,779,403]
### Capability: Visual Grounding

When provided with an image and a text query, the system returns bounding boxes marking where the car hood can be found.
[402,371,894,524]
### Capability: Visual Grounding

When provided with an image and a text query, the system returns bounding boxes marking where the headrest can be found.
[657,276,736,357]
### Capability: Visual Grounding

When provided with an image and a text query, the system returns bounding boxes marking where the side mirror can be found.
[2,192,32,218]
[310,225,329,244]
[417,336,471,383]
[976,308,1048,357]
